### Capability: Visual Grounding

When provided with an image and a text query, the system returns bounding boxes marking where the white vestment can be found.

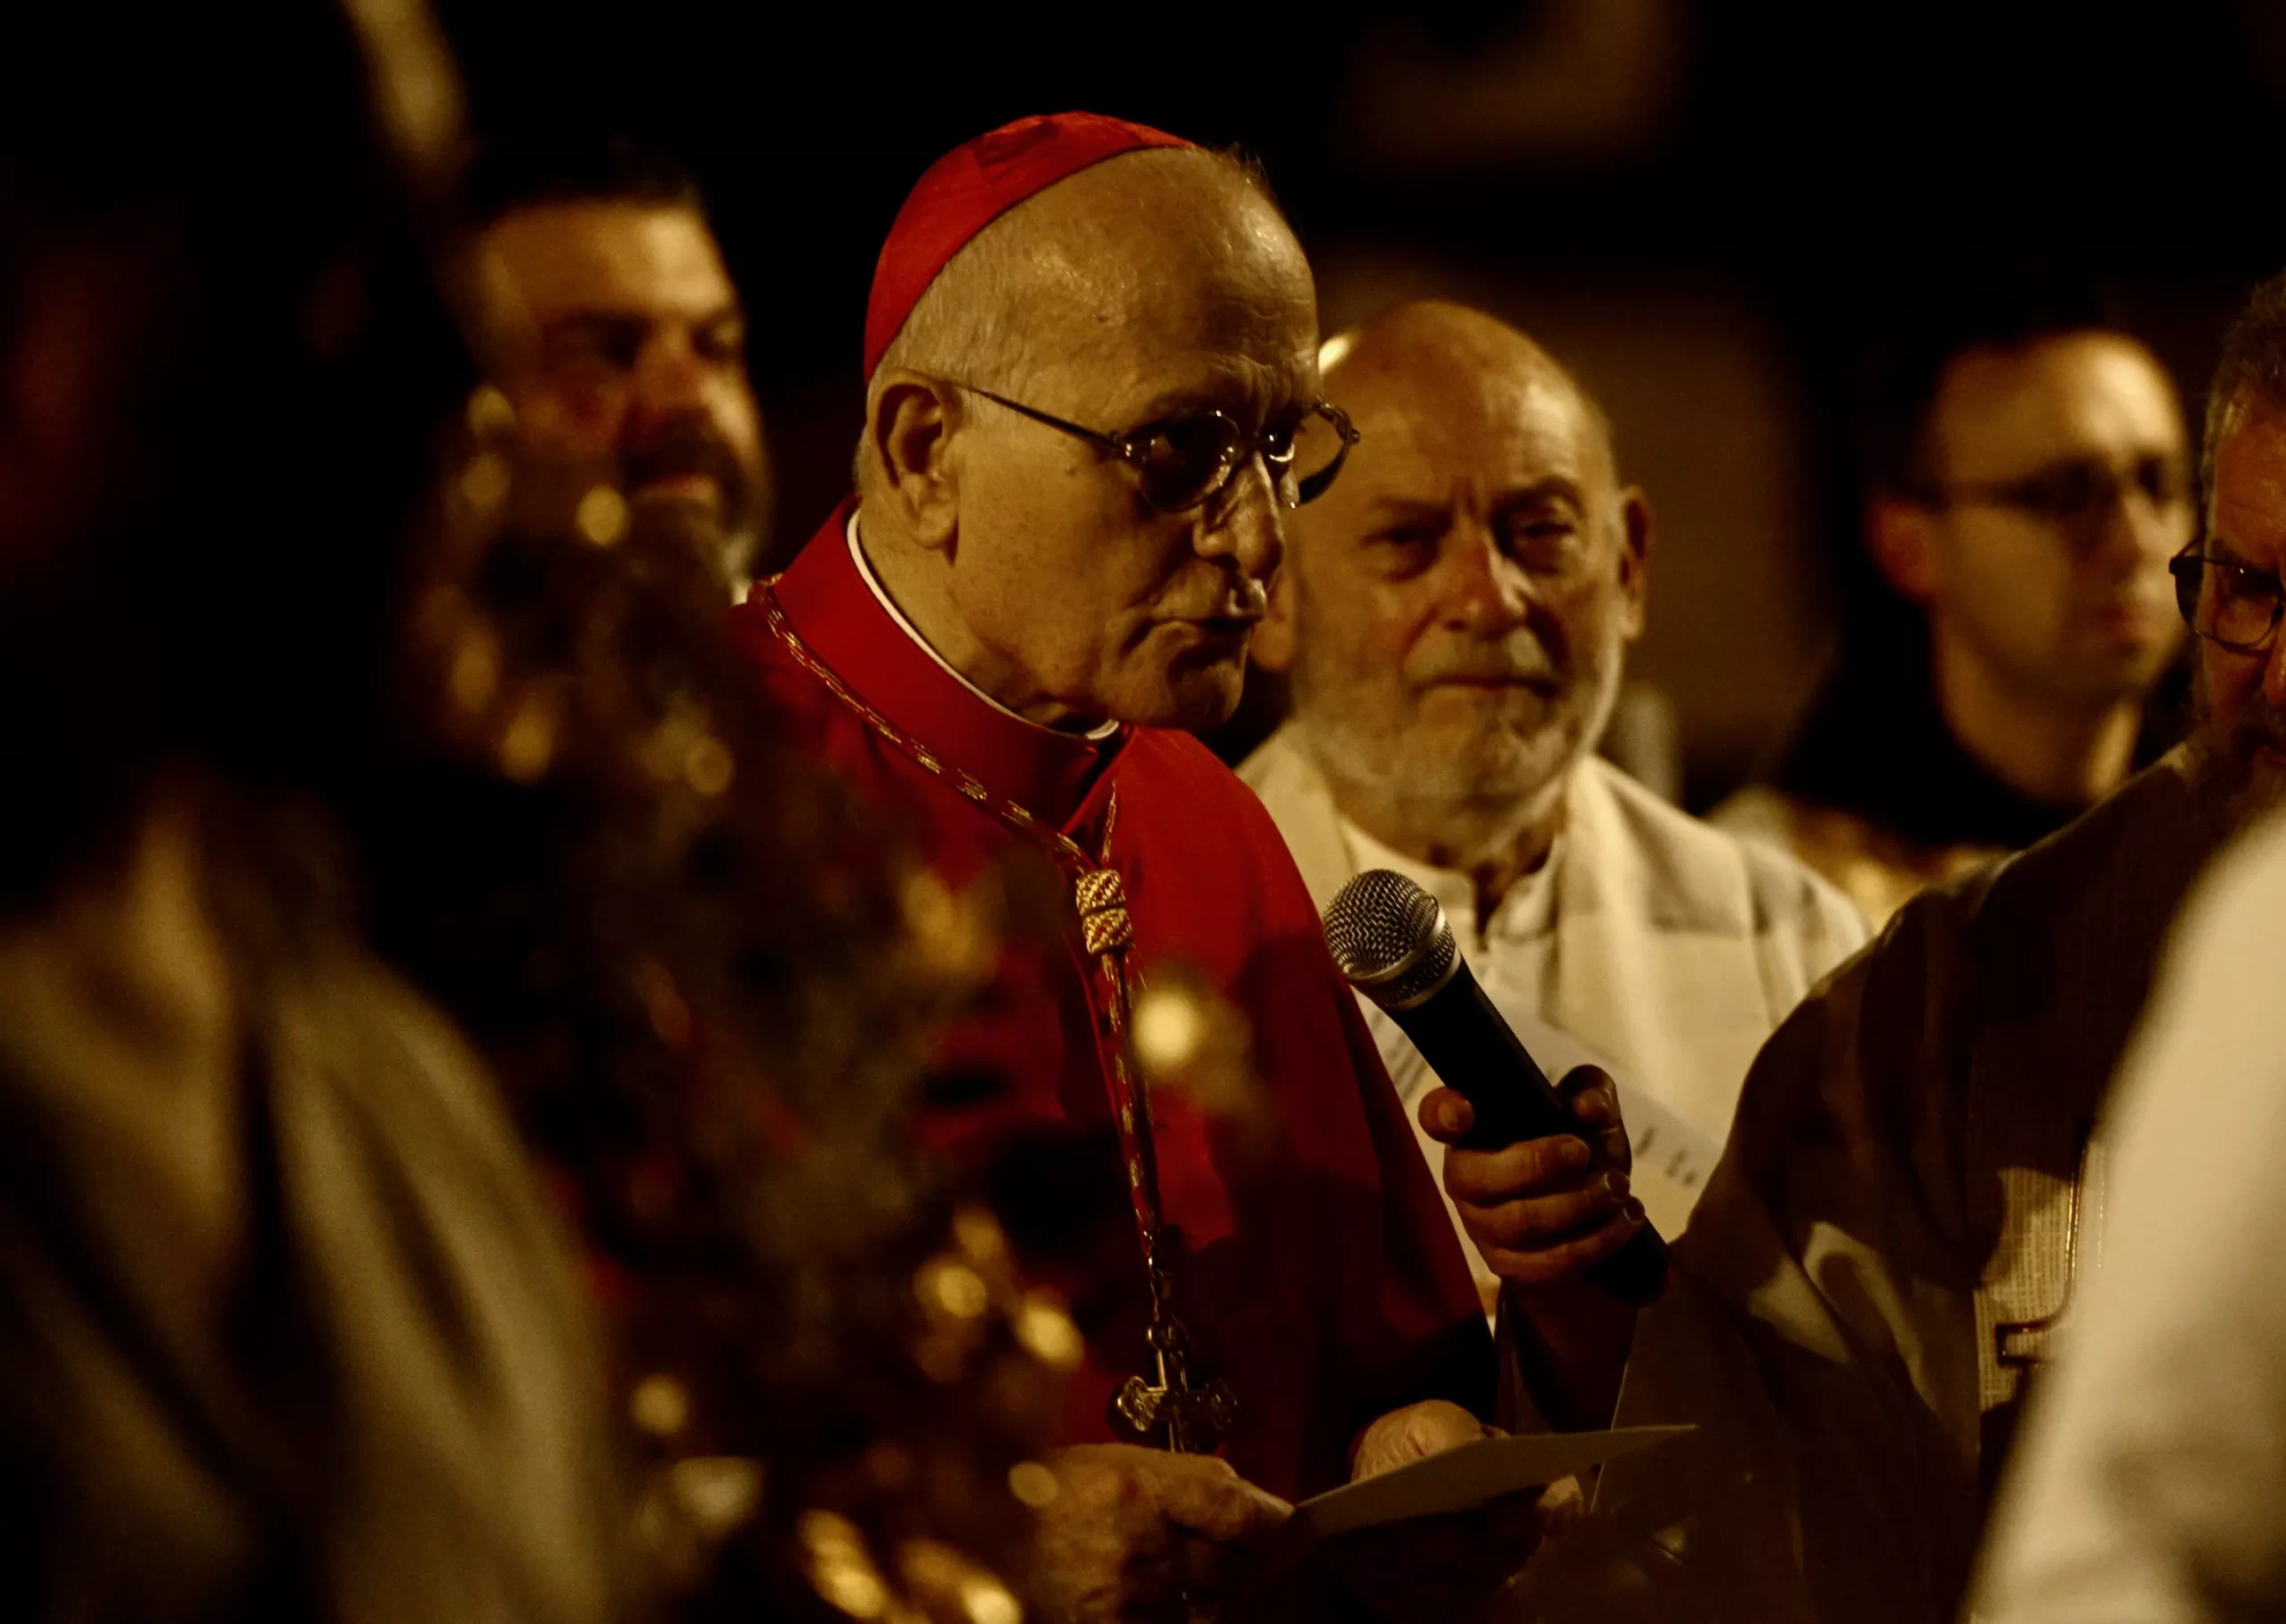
[1970,806,2286,1624]
[1239,727,1869,1302]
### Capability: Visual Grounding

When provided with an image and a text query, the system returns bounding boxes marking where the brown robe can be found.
[1518,753,2227,1623]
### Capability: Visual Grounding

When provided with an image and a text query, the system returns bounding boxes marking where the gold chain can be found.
[754,578,1228,1450]
[752,580,1099,869]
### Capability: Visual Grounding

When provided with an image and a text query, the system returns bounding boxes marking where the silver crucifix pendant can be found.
[1109,1314,1237,1454]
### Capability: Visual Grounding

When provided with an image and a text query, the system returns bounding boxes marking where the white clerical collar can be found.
[847,513,1121,743]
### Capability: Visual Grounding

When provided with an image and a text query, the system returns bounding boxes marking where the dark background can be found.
[435,0,2286,804]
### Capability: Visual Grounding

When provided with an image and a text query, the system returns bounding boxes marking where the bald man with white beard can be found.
[1242,302,1866,1327]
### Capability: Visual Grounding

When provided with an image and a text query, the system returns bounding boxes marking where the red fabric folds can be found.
[728,504,1492,1500]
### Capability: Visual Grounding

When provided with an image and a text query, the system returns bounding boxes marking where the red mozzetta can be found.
[728,504,1492,1499]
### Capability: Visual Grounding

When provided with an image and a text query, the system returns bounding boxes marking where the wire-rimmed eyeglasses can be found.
[2170,547,2285,655]
[952,382,1359,513]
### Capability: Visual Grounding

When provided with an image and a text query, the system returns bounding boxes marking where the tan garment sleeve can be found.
[1513,882,1993,1623]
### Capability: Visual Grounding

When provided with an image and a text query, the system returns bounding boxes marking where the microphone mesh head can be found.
[1322,869,1459,1011]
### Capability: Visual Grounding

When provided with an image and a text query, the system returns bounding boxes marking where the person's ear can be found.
[1867,496,1940,603]
[865,371,964,553]
[1614,487,1653,642]
[1252,555,1299,672]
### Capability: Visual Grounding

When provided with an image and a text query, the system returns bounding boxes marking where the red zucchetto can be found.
[860,111,1195,379]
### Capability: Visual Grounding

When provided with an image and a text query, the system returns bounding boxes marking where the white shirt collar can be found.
[846,512,1120,743]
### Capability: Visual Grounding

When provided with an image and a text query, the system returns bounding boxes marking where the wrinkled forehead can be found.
[1928,331,2184,477]
[2209,392,2286,569]
[1332,357,1607,495]
[1014,156,1319,412]
[480,200,735,319]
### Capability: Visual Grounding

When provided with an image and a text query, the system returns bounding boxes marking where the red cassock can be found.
[729,503,1491,1499]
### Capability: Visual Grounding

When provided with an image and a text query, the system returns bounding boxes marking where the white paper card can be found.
[1294,1424,1692,1538]
[1227,1425,1693,1618]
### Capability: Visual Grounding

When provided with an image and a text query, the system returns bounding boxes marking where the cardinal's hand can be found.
[1030,1443,1289,1624]
[1328,1400,1541,1624]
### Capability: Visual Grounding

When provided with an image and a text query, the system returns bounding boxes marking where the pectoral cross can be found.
[1111,1295,1238,1455]
[1074,833,1239,1455]
[756,624,1249,1453]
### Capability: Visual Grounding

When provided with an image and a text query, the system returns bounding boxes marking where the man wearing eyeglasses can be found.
[2167,321,2286,820]
[1716,279,2192,927]
[1972,303,2286,1611]
[1455,271,2286,1624]
[471,137,772,595]
[729,114,1521,1623]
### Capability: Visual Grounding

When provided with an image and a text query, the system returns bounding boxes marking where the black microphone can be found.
[1322,868,1668,1308]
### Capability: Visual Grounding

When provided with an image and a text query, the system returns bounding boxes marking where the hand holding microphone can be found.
[1418,1070,1651,1288]
[1322,870,1669,1309]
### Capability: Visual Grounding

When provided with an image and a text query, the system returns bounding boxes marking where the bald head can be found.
[874,147,1308,401]
[1315,301,1616,495]
[1257,300,1649,873]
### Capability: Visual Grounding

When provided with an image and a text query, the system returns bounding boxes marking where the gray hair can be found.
[2204,268,2286,502]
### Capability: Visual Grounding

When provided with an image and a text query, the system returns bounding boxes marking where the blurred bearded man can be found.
[729,115,1518,1622]
[1241,303,1866,1317]
[1424,271,2286,1624]
[0,7,625,1622]
[471,138,769,591]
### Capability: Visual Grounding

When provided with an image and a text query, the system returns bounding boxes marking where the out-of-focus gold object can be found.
[801,1510,892,1620]
[898,1539,1022,1624]
[398,386,1056,1615]
[634,1452,768,1591]
[496,692,559,783]
[446,627,499,714]
[683,734,734,797]
[965,1581,1021,1624]
[1005,1462,1057,1509]
[638,701,710,786]
[953,1204,1008,1266]
[1131,984,1207,1078]
[919,1259,989,1321]
[574,485,629,547]
[899,868,997,983]
[457,450,511,514]
[1127,966,1261,1129]
[630,1372,691,1437]
[1013,1294,1081,1372]
[464,382,515,437]
[912,1250,989,1384]
[669,1456,764,1535]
